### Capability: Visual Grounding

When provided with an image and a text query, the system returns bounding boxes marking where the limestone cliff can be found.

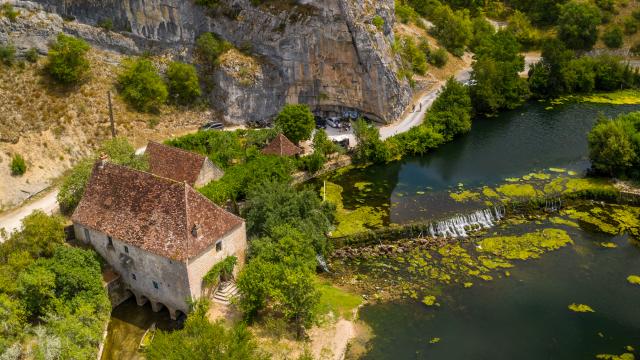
[9,0,411,123]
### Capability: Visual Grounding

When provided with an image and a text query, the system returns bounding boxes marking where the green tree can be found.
[507,0,567,26]
[166,61,201,105]
[588,113,639,177]
[118,58,168,112]
[352,118,388,163]
[146,301,267,360]
[0,211,65,262]
[17,265,56,318]
[46,34,91,84]
[603,25,624,49]
[274,104,315,144]
[237,225,320,337]
[470,16,495,51]
[312,129,341,156]
[430,4,473,56]
[10,154,26,176]
[57,137,148,214]
[557,1,602,50]
[426,78,472,139]
[527,38,575,98]
[471,30,529,115]
[243,181,334,255]
[396,36,428,76]
[507,10,537,49]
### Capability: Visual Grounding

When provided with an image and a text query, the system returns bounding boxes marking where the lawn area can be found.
[317,277,363,320]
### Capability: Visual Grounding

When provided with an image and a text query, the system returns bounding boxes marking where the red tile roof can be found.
[261,133,302,157]
[71,161,244,261]
[147,141,206,186]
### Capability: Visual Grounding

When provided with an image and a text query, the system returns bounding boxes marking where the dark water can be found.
[331,102,640,223]
[359,226,640,360]
[101,298,181,360]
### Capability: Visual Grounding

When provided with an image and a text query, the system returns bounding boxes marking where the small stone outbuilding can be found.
[261,133,303,157]
[71,160,246,319]
[146,141,224,187]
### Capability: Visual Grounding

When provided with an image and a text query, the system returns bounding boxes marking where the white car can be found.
[326,117,340,128]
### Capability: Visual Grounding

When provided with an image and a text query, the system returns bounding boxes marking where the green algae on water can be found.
[627,275,640,285]
[429,337,441,344]
[595,353,636,360]
[568,303,595,313]
[478,229,573,260]
[581,89,640,105]
[324,181,385,237]
[450,190,481,203]
[496,183,539,199]
[422,295,438,306]
[550,217,580,228]
[600,242,618,248]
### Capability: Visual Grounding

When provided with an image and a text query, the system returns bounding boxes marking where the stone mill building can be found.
[71,145,246,320]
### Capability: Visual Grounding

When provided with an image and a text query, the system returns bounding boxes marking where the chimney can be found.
[191,224,200,238]
[99,152,109,169]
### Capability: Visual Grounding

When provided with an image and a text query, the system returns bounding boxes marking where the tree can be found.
[469,16,495,51]
[527,38,575,98]
[471,30,529,115]
[46,33,90,84]
[557,1,602,50]
[396,36,428,76]
[274,104,315,144]
[118,58,168,112]
[352,118,388,163]
[0,211,65,262]
[588,113,639,178]
[312,129,341,156]
[506,10,537,49]
[57,137,148,214]
[237,225,320,337]
[603,25,624,49]
[146,301,267,360]
[166,61,201,105]
[507,0,567,26]
[426,78,472,139]
[243,181,334,255]
[10,154,26,176]
[430,5,473,56]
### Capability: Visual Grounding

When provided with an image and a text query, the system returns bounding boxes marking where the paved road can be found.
[0,189,60,237]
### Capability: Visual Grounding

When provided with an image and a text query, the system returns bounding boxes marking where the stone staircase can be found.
[212,281,239,305]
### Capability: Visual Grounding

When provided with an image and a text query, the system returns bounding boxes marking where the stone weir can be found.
[27,0,412,124]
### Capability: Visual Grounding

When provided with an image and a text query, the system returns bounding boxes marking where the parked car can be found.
[326,117,340,128]
[200,121,224,131]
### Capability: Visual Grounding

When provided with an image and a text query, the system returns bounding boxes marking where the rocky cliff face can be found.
[14,0,411,123]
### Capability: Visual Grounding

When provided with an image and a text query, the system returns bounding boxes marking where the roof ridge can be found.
[105,161,188,187]
[148,140,207,162]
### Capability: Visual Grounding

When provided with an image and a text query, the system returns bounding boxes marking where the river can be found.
[327,101,640,359]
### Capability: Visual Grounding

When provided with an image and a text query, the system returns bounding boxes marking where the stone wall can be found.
[195,158,225,187]
[186,222,247,298]
[74,223,192,317]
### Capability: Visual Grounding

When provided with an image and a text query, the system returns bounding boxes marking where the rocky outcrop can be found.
[8,0,411,123]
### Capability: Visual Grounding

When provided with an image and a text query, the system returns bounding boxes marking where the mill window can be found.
[107,236,114,249]
[153,281,159,289]
[132,273,136,280]
[124,245,129,254]
[84,229,91,242]
[215,240,222,252]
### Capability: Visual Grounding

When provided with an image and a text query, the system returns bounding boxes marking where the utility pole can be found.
[108,91,116,138]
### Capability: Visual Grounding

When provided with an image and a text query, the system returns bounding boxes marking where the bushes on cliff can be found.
[10,154,26,176]
[45,34,91,85]
[0,43,16,66]
[0,211,110,359]
[166,61,201,105]
[275,104,315,144]
[603,25,624,49]
[118,58,168,112]
[395,36,428,80]
[588,112,640,179]
[195,32,231,68]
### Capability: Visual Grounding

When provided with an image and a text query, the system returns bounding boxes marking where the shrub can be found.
[396,36,428,76]
[166,61,201,105]
[632,42,640,56]
[196,32,231,67]
[0,43,16,66]
[97,18,114,31]
[1,4,19,22]
[117,58,168,112]
[557,1,602,50]
[10,154,26,176]
[588,112,640,178]
[372,15,385,30]
[396,2,417,24]
[274,104,315,144]
[24,48,39,63]
[603,25,624,49]
[624,17,638,35]
[45,34,91,84]
[297,152,326,173]
[429,47,448,68]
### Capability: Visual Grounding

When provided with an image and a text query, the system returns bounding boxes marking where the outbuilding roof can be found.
[261,133,302,157]
[71,161,243,262]
[147,141,207,186]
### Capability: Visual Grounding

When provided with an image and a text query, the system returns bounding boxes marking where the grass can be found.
[317,277,362,320]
